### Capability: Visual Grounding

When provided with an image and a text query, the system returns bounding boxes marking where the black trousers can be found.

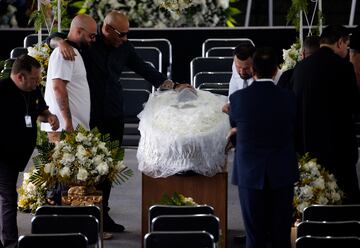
[91,117,124,216]
[238,183,294,248]
[0,165,19,248]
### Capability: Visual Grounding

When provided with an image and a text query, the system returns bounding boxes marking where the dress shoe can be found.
[103,232,113,240]
[103,214,125,232]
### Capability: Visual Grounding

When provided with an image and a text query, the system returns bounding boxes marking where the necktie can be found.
[243,79,248,89]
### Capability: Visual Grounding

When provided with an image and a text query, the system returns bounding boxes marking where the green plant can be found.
[159,192,197,206]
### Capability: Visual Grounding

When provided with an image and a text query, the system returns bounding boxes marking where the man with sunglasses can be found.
[41,14,97,142]
[47,10,191,234]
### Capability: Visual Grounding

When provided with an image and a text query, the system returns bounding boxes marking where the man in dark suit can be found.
[292,25,360,203]
[229,47,299,248]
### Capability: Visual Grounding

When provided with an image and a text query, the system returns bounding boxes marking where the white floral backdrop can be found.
[82,0,229,27]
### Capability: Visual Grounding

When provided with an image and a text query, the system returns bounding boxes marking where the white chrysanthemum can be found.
[300,185,314,200]
[75,132,87,142]
[60,153,75,166]
[93,154,104,166]
[317,195,328,204]
[312,177,325,190]
[77,168,88,181]
[59,166,71,177]
[96,162,109,176]
[331,192,341,202]
[26,182,36,193]
[216,0,229,9]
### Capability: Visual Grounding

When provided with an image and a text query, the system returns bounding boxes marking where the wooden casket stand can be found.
[141,171,228,248]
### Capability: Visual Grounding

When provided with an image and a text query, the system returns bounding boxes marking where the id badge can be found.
[25,115,32,128]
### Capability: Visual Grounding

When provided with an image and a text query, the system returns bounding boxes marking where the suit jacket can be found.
[292,47,359,179]
[229,80,299,189]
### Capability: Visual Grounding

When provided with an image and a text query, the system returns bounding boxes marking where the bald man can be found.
[41,14,97,142]
[47,11,192,233]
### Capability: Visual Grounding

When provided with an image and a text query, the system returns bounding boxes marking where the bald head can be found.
[104,11,129,28]
[70,14,97,31]
[68,14,97,47]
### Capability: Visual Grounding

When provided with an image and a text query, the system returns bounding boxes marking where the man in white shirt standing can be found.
[41,14,97,142]
[223,44,255,113]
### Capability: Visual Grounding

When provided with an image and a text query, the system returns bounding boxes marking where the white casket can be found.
[137,89,230,178]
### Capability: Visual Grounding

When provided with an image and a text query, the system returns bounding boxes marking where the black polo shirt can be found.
[0,78,48,171]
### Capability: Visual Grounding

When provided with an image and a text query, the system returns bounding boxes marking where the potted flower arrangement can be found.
[293,153,343,219]
[17,125,133,209]
[30,125,132,188]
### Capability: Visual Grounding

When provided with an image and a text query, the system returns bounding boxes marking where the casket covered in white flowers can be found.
[137,89,230,178]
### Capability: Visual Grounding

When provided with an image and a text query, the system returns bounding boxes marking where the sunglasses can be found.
[108,24,129,38]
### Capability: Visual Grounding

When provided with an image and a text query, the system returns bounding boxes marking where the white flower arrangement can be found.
[82,0,229,27]
[30,125,132,188]
[17,169,47,213]
[27,43,51,87]
[293,153,343,219]
[281,42,301,71]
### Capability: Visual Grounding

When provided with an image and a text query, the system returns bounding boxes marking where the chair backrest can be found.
[35,205,101,224]
[302,205,360,222]
[130,39,172,78]
[31,214,99,246]
[134,47,162,72]
[205,47,235,57]
[198,83,229,89]
[123,88,151,123]
[10,47,28,59]
[144,231,215,248]
[199,87,229,96]
[23,34,49,47]
[18,233,88,248]
[151,214,220,243]
[190,57,233,85]
[121,61,156,79]
[148,205,214,232]
[295,236,360,248]
[202,38,255,57]
[297,220,360,238]
[120,78,153,92]
[194,72,232,88]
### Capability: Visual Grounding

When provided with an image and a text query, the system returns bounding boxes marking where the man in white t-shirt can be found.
[41,14,97,142]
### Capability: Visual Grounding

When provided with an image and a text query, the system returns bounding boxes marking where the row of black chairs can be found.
[144,205,219,248]
[190,38,255,96]
[18,205,102,248]
[295,204,360,248]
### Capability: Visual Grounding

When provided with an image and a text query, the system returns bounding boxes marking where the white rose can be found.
[312,177,325,190]
[76,168,88,181]
[297,202,309,213]
[300,185,313,200]
[26,182,36,193]
[317,195,328,205]
[59,166,71,177]
[331,192,341,202]
[96,162,109,176]
[93,155,104,166]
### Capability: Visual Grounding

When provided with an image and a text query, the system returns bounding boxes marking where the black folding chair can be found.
[151,214,220,244]
[194,72,232,88]
[122,88,150,147]
[297,220,360,238]
[190,57,233,85]
[296,236,360,248]
[18,233,88,248]
[31,214,100,247]
[23,34,48,47]
[148,205,214,232]
[205,47,235,57]
[130,38,172,78]
[10,47,28,59]
[202,38,255,57]
[135,47,162,72]
[302,205,360,222]
[120,78,153,92]
[144,231,215,248]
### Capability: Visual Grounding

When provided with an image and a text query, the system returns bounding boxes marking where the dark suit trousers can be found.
[238,183,294,248]
[0,165,19,248]
[91,117,124,217]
